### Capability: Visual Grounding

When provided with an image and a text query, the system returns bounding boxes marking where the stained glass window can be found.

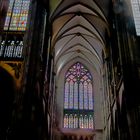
[63,62,94,129]
[0,40,23,59]
[4,0,30,31]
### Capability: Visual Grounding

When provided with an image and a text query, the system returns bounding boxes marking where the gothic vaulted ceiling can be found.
[50,0,111,75]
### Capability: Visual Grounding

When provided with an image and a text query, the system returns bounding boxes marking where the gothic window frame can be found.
[63,62,94,129]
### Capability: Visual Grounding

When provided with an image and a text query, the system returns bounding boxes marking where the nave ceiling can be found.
[49,0,111,75]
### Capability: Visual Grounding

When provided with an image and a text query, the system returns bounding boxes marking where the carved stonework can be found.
[6,62,22,79]
[0,61,23,89]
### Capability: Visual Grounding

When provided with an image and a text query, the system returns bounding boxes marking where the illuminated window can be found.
[63,62,94,129]
[130,0,140,35]
[0,40,23,59]
[4,0,30,31]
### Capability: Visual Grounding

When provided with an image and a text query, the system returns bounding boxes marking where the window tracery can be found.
[64,62,94,129]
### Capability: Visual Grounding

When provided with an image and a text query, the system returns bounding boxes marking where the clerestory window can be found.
[4,0,30,31]
[63,62,94,129]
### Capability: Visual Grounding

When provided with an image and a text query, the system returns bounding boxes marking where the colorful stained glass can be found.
[69,114,73,128]
[74,82,78,109]
[64,82,69,109]
[64,62,94,129]
[4,0,30,31]
[64,114,69,128]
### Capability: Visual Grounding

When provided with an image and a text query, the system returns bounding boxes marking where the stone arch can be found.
[56,57,103,130]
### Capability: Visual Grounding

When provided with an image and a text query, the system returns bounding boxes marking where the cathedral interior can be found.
[0,0,140,140]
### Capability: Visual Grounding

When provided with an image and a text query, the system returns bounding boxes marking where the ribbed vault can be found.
[50,0,111,137]
[50,0,111,75]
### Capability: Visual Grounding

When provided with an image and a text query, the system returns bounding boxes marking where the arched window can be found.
[4,0,30,31]
[63,62,94,129]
